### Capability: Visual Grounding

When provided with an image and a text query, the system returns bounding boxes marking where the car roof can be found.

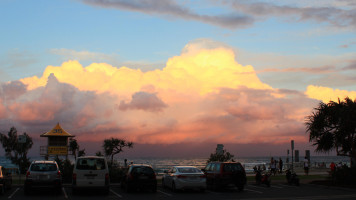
[32,160,57,164]
[77,156,106,159]
[129,164,152,167]
[173,166,199,168]
[208,162,242,164]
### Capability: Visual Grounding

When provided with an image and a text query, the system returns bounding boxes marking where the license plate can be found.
[39,175,49,180]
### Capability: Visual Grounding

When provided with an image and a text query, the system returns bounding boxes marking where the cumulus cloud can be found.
[1,40,342,149]
[119,91,167,112]
[305,85,356,103]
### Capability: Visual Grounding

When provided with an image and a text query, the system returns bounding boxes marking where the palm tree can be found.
[306,97,356,167]
[69,138,79,160]
[103,138,133,164]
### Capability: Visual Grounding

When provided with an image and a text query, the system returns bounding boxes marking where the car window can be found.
[205,164,211,171]
[215,164,221,172]
[132,166,154,175]
[76,158,106,170]
[223,163,243,172]
[178,168,201,173]
[31,163,57,171]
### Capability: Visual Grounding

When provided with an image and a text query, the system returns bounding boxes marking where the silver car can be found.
[162,166,206,192]
[24,160,62,195]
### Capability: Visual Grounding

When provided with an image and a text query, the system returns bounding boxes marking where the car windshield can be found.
[223,163,243,172]
[31,163,57,171]
[177,168,201,173]
[132,166,154,175]
[76,158,106,170]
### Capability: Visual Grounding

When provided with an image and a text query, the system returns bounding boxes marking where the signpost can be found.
[291,140,294,173]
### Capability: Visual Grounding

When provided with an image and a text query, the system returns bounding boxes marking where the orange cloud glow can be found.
[305,85,356,103]
[0,42,319,148]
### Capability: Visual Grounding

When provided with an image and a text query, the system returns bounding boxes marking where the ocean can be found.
[1,155,350,174]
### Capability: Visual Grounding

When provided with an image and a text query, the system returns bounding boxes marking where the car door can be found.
[166,168,175,188]
[205,163,213,185]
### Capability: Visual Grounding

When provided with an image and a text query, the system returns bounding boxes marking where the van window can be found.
[76,158,106,170]
[205,163,212,171]
[31,163,57,171]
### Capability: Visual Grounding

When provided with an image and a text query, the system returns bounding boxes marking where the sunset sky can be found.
[0,0,356,158]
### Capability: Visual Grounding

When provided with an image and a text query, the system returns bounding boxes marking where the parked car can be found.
[24,160,62,195]
[0,166,12,194]
[72,156,110,194]
[203,162,246,191]
[162,166,206,192]
[121,164,157,193]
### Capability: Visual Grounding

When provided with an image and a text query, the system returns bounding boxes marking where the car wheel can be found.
[152,185,157,193]
[0,186,4,195]
[172,182,177,193]
[162,178,165,188]
[24,187,30,195]
[125,184,131,193]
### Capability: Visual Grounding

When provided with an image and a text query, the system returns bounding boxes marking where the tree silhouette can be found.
[207,149,234,163]
[0,127,33,173]
[306,97,356,167]
[69,138,79,160]
[103,138,133,164]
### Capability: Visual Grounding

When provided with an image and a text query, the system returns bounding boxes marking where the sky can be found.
[0,0,356,158]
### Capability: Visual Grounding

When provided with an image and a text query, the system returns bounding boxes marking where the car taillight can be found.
[176,175,187,179]
[57,171,61,178]
[105,173,109,186]
[200,174,206,178]
[26,171,31,178]
[72,173,77,185]
[152,173,156,179]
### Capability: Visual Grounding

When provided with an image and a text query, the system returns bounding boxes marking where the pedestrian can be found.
[303,156,309,175]
[279,158,283,173]
[124,158,128,167]
[330,162,336,172]
[270,159,276,175]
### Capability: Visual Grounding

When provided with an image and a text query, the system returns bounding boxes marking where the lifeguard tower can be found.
[40,123,74,158]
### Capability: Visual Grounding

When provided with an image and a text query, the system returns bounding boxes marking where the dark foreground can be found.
[2,182,356,200]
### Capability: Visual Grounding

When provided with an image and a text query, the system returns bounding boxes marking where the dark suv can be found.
[203,162,246,191]
[121,164,157,193]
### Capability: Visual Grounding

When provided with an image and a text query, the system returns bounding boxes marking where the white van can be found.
[72,156,110,194]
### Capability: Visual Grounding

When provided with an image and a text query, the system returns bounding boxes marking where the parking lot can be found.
[3,182,356,200]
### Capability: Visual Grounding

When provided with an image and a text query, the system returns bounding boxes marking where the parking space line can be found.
[62,187,68,199]
[244,188,263,194]
[110,189,123,198]
[8,187,20,199]
[157,190,173,197]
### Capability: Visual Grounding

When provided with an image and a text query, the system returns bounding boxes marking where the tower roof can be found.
[40,123,74,137]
